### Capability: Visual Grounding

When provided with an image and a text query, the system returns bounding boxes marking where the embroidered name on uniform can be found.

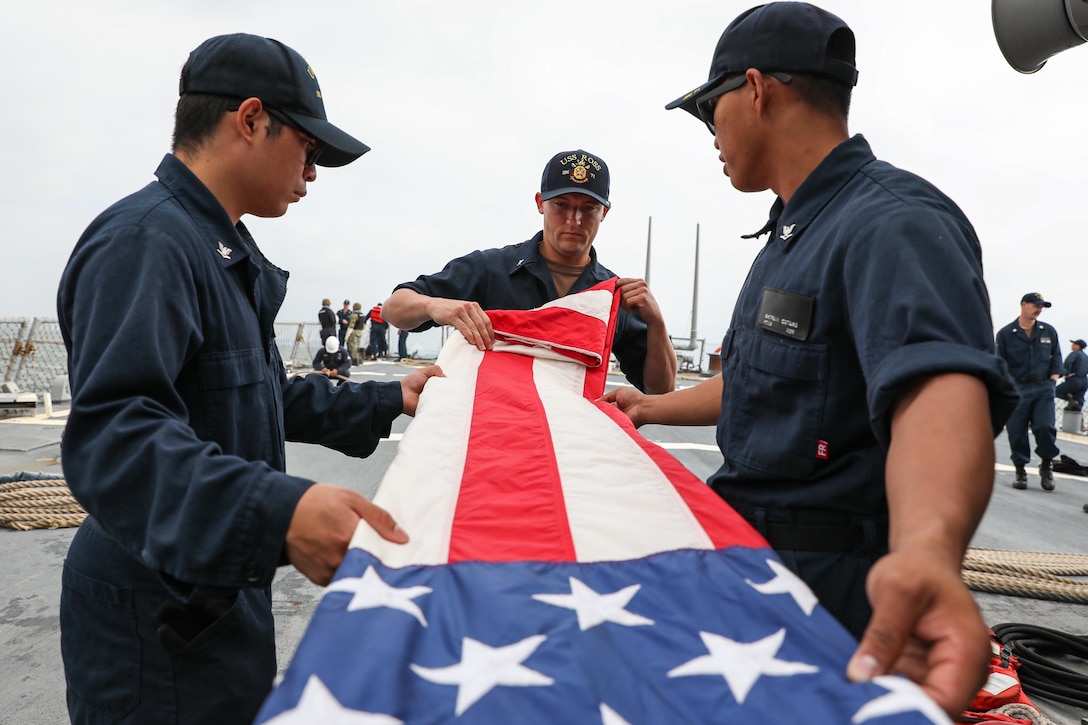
[757,287,814,341]
[216,241,232,259]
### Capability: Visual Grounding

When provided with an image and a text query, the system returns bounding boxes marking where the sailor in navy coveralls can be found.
[56,34,438,725]
[604,3,1017,718]
[995,292,1063,489]
[382,149,678,394]
[1055,338,1088,411]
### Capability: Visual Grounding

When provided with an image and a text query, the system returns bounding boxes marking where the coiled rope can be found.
[0,477,86,530]
[963,548,1088,604]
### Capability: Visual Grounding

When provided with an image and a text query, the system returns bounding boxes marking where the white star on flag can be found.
[746,559,819,615]
[600,703,634,725]
[532,577,655,630]
[852,675,952,724]
[410,634,555,715]
[263,675,402,724]
[324,566,432,626]
[668,628,819,704]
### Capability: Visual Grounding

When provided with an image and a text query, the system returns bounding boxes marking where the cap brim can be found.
[540,187,611,209]
[665,86,704,117]
[665,74,726,121]
[281,110,371,167]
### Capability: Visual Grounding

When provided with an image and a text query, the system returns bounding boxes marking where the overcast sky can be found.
[4,0,1087,358]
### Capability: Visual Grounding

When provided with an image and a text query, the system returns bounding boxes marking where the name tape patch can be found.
[757,288,814,341]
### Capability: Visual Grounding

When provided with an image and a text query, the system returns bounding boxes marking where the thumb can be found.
[349,494,409,545]
[848,593,918,682]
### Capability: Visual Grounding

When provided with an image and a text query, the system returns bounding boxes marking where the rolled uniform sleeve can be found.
[393,251,489,333]
[848,206,1018,447]
[392,236,651,391]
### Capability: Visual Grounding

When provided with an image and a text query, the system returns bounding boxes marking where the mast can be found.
[690,223,700,345]
[644,216,652,284]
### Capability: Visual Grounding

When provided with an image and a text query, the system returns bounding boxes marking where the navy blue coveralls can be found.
[709,136,1017,638]
[1056,347,1088,409]
[368,305,389,358]
[336,306,352,344]
[996,320,1063,467]
[393,232,653,391]
[313,347,353,379]
[57,154,404,725]
[318,304,336,343]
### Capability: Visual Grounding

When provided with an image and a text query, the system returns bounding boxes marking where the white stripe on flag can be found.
[531,357,716,561]
[349,335,482,566]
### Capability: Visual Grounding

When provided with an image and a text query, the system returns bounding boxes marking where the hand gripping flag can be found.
[255,280,950,724]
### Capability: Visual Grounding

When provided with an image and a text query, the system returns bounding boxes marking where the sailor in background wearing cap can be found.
[602,2,1017,717]
[996,293,1063,491]
[382,149,678,394]
[1055,337,1088,413]
[56,34,440,724]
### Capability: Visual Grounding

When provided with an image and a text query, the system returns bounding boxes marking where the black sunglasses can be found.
[265,107,326,167]
[696,71,793,134]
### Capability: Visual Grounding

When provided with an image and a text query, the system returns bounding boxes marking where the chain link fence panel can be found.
[2,318,67,399]
[3,316,455,399]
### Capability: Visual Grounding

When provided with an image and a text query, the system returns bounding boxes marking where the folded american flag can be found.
[255,280,949,724]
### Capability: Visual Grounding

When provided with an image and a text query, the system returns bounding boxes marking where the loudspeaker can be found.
[992,0,1088,73]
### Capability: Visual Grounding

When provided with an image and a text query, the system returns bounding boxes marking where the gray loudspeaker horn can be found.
[993,0,1088,73]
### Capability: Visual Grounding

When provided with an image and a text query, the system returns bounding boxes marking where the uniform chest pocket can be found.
[197,348,267,390]
[194,348,269,451]
[724,331,828,478]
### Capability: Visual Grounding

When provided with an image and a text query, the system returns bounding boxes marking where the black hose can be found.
[991,622,1088,709]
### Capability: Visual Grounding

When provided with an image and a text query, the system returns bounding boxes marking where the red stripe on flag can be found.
[593,401,769,551]
[582,279,621,400]
[449,353,577,562]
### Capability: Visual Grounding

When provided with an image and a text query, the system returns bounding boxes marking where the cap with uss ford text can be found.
[540,150,610,208]
[666,2,858,120]
[179,33,370,167]
[1021,292,1052,307]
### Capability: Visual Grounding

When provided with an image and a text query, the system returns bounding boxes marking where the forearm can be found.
[382,288,433,330]
[640,320,678,394]
[642,374,723,426]
[885,373,993,564]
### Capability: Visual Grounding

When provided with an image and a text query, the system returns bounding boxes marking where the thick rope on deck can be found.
[964,548,1088,604]
[0,477,86,531]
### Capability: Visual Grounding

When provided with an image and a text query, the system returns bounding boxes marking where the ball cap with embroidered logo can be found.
[665,2,859,120]
[179,33,370,167]
[539,150,611,208]
[1021,292,1052,307]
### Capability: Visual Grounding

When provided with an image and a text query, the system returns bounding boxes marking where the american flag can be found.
[255,281,949,724]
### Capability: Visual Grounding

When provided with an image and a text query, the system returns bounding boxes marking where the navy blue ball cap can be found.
[665,2,859,119]
[1021,292,1052,307]
[540,150,610,208]
[179,33,370,167]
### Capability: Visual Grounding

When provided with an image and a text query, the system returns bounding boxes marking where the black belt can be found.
[761,520,888,553]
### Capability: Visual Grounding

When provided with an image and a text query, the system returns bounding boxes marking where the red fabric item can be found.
[369,305,384,324]
[958,631,1038,724]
